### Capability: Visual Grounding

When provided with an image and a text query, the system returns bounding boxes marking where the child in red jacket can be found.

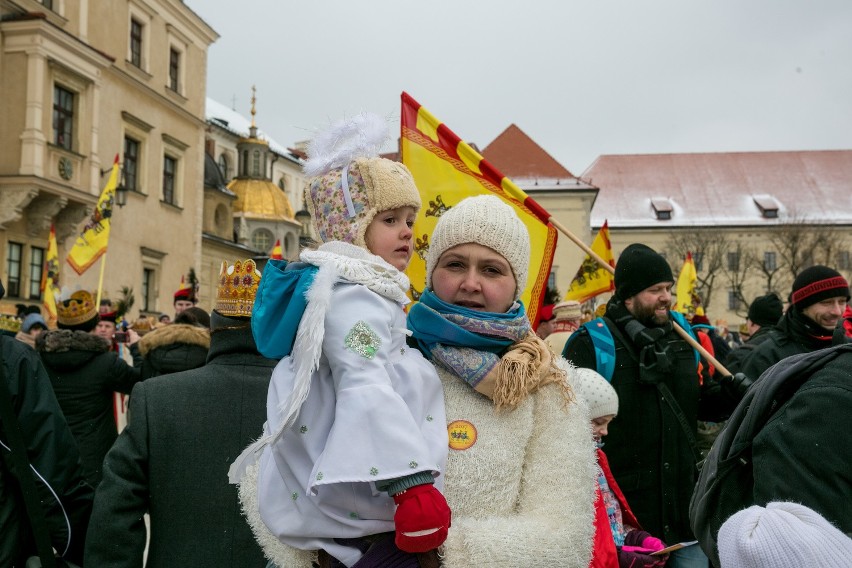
[574,367,670,568]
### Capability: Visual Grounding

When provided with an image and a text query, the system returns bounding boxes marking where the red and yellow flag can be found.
[270,239,284,260]
[564,221,615,303]
[400,92,557,325]
[67,154,119,274]
[41,223,61,319]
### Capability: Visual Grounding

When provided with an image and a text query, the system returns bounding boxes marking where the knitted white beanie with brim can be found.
[571,367,618,420]
[426,195,530,300]
[718,502,852,568]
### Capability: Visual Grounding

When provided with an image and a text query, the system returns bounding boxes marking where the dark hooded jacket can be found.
[134,323,210,379]
[739,309,839,381]
[36,330,142,486]
[1,333,93,566]
[723,323,778,374]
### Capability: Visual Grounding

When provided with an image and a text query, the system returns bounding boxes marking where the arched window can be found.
[252,150,261,177]
[251,228,273,253]
[218,154,229,180]
[278,176,286,191]
[214,203,228,234]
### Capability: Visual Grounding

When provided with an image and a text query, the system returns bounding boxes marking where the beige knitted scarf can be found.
[474,332,574,410]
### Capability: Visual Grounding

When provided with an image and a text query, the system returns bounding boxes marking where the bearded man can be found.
[564,244,736,568]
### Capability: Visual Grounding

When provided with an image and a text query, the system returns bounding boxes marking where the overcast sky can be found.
[186,0,852,175]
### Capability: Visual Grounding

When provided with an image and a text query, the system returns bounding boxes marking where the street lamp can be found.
[115,171,128,208]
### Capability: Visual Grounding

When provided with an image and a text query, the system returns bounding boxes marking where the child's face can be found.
[364,206,417,271]
[591,414,615,443]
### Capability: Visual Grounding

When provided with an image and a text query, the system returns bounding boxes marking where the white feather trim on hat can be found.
[303,113,389,177]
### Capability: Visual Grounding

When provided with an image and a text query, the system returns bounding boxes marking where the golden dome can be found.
[228,178,295,220]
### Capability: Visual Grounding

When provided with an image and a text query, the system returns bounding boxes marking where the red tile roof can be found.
[483,124,575,180]
[582,150,852,228]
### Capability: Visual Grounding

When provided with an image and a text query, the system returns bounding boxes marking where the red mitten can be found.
[392,483,451,553]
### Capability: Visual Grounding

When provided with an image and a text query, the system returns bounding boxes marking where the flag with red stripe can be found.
[400,92,557,324]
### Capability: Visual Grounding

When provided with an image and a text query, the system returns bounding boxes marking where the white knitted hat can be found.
[718,502,852,568]
[571,367,618,419]
[426,195,530,300]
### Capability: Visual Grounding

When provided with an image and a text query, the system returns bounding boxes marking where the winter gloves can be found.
[720,371,754,401]
[392,483,451,553]
[618,529,668,568]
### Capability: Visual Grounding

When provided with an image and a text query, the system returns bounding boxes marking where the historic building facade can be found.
[0,0,217,318]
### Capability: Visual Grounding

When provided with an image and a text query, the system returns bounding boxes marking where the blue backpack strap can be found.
[670,310,700,367]
[582,317,617,382]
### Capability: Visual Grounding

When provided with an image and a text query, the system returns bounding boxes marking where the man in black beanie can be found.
[740,265,850,381]
[565,243,737,568]
[86,259,275,568]
[723,293,784,374]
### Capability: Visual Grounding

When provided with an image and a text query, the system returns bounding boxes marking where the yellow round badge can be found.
[447,420,477,451]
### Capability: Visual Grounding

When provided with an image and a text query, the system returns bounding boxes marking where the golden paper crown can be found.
[57,290,98,326]
[215,259,261,318]
[0,315,22,334]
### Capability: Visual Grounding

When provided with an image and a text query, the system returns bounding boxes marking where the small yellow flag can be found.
[67,155,119,274]
[41,223,60,319]
[675,252,704,316]
[564,221,615,303]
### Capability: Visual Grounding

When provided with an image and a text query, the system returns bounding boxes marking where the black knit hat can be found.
[790,265,850,310]
[747,293,783,327]
[614,244,674,300]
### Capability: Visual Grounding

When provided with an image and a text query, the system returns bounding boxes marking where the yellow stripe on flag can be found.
[67,155,120,274]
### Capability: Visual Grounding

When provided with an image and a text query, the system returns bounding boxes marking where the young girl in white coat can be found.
[230,114,450,568]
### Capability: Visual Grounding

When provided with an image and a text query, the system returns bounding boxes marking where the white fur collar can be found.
[301,241,410,306]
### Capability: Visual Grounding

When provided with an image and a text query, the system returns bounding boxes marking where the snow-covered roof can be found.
[582,150,852,228]
[205,98,299,163]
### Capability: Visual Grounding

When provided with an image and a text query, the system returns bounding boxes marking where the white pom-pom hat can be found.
[571,367,619,420]
[718,502,852,568]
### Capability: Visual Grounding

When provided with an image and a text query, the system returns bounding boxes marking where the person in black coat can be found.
[564,244,739,568]
[0,281,93,566]
[723,293,783,374]
[36,290,142,486]
[740,266,850,381]
[85,259,276,568]
[752,345,852,536]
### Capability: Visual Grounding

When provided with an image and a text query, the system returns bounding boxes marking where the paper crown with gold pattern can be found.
[57,290,99,327]
[214,259,261,318]
[0,315,22,334]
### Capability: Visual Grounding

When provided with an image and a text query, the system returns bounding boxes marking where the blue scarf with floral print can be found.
[407,288,531,388]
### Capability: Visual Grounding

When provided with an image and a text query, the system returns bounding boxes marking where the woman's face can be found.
[432,243,516,313]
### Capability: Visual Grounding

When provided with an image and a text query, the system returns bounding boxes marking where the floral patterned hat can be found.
[302,113,421,249]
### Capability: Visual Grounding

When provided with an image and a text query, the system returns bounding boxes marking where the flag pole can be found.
[95,253,107,307]
[548,215,731,376]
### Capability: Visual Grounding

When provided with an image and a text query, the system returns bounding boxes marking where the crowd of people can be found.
[1,113,850,568]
